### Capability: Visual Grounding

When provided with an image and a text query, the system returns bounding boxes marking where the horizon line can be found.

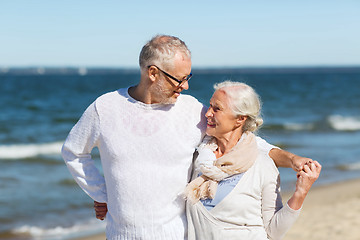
[1,64,360,69]
[2,65,360,76]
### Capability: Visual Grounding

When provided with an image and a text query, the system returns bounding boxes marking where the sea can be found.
[1,66,360,240]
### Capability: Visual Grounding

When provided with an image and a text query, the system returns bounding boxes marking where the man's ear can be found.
[148,66,158,82]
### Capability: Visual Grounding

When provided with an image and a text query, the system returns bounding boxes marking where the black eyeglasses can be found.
[148,65,192,86]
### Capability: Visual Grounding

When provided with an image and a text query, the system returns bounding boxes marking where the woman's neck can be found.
[214,129,243,158]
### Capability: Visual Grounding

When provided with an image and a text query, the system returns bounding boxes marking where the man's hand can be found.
[290,154,313,172]
[94,201,108,220]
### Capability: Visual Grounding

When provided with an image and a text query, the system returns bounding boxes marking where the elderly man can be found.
[62,35,309,240]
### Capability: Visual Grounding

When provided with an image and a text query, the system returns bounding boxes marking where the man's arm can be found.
[269,148,312,172]
[62,102,107,203]
[256,136,312,171]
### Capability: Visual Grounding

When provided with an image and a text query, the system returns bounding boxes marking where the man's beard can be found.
[152,80,177,104]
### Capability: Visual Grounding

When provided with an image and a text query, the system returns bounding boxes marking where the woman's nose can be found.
[205,107,213,118]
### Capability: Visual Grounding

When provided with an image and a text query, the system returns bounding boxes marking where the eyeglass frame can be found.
[147,65,192,86]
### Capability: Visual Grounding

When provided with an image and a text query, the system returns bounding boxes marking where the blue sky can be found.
[1,0,359,68]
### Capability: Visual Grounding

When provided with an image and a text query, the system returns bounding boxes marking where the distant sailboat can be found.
[37,67,45,75]
[78,67,88,76]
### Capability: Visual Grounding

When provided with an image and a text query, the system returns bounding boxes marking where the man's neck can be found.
[128,84,153,104]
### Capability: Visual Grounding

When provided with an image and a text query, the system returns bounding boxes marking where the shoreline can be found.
[74,178,360,240]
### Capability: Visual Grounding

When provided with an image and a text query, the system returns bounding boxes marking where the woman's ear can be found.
[236,115,247,127]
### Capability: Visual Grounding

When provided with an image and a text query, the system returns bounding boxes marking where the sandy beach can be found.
[74,178,360,240]
[282,178,360,240]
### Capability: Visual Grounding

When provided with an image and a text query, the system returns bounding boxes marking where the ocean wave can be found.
[263,115,360,132]
[0,142,63,159]
[9,220,105,240]
[263,122,314,131]
[283,123,314,131]
[336,162,360,171]
[328,115,360,131]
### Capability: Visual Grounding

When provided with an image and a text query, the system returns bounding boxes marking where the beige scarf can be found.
[184,132,258,204]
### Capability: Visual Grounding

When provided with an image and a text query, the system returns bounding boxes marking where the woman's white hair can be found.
[214,81,263,132]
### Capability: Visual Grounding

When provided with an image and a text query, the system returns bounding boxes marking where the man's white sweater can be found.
[62,88,207,240]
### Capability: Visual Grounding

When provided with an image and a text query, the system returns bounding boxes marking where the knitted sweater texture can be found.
[62,88,207,240]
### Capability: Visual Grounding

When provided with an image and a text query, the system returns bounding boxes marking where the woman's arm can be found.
[261,156,298,240]
[262,158,321,239]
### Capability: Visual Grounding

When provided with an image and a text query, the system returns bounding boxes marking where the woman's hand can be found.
[295,160,322,195]
[288,161,322,210]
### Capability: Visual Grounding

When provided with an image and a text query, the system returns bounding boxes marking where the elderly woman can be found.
[185,81,321,240]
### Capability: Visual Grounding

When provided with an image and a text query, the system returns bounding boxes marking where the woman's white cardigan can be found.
[187,148,300,240]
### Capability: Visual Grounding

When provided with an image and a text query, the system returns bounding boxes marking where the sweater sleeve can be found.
[261,156,300,240]
[61,102,107,203]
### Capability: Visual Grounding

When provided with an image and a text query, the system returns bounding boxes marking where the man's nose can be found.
[181,80,189,90]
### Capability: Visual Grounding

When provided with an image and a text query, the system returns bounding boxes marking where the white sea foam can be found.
[11,220,105,240]
[328,115,360,131]
[346,162,360,171]
[336,161,360,171]
[0,141,64,159]
[284,122,314,131]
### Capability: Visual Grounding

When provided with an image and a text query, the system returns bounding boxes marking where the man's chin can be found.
[167,94,180,104]
[157,92,180,104]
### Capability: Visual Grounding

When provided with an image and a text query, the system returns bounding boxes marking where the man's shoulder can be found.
[90,88,128,115]
[179,93,198,101]
[96,88,126,103]
[178,94,206,108]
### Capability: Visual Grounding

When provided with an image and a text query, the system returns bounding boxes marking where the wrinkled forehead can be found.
[165,51,192,72]
[211,90,230,105]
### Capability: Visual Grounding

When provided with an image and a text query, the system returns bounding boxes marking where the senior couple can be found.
[62,35,321,240]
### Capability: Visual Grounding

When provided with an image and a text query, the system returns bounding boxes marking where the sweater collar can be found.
[121,87,177,110]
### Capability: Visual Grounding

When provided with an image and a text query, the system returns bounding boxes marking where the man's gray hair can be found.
[139,35,191,72]
[214,81,263,132]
